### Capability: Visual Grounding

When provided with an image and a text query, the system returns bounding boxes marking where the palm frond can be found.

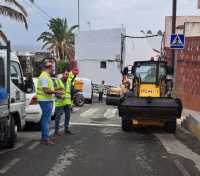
[0,5,28,29]
[69,25,79,32]
[4,0,28,16]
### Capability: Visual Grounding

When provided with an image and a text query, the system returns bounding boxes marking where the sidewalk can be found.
[180,109,200,141]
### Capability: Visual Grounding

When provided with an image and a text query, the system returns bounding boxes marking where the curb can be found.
[181,109,200,141]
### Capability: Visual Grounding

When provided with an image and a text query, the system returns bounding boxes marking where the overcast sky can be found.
[0,0,199,51]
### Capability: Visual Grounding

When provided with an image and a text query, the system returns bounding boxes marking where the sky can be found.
[0,0,200,52]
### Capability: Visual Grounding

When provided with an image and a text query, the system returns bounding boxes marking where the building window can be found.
[100,61,107,69]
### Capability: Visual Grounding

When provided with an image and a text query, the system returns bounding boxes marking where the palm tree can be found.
[0,0,34,29]
[37,18,78,61]
[0,0,34,44]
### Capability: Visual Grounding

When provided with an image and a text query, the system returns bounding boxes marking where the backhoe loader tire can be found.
[165,120,176,133]
[122,116,132,132]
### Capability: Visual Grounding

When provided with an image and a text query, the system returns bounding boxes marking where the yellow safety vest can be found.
[68,71,75,86]
[37,71,54,101]
[54,78,71,106]
[64,79,72,105]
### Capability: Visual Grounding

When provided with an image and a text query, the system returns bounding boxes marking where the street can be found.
[0,102,200,176]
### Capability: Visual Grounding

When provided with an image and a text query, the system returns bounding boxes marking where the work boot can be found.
[54,131,62,136]
[40,139,55,145]
[64,129,74,135]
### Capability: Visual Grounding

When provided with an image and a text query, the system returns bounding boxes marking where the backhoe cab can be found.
[106,60,182,133]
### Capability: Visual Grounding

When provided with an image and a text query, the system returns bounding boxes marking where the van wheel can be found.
[2,115,16,148]
[165,120,176,133]
[122,116,132,132]
[74,94,85,107]
[87,98,93,104]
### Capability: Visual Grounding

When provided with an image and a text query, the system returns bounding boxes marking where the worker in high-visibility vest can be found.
[69,68,79,112]
[54,68,73,134]
[37,61,63,145]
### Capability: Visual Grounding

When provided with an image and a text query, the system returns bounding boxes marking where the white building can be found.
[75,28,124,87]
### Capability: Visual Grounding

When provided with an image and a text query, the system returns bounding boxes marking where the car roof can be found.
[75,77,92,82]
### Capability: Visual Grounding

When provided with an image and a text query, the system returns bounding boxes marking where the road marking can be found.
[0,142,24,155]
[70,122,121,127]
[103,108,117,119]
[47,147,75,176]
[174,160,191,176]
[0,158,20,174]
[27,141,40,150]
[73,107,80,112]
[155,133,200,172]
[80,108,98,117]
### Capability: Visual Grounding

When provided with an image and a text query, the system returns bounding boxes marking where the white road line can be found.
[70,122,121,127]
[27,141,40,150]
[0,142,24,155]
[80,108,98,117]
[155,133,200,172]
[0,158,20,174]
[47,147,75,176]
[174,160,191,176]
[73,107,80,112]
[103,108,117,119]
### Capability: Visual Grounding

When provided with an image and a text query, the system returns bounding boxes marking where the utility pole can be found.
[172,0,177,75]
[78,0,80,31]
[171,0,177,94]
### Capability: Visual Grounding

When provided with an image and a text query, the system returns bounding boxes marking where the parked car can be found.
[25,78,55,127]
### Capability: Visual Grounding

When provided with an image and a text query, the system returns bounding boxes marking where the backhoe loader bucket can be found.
[118,97,182,120]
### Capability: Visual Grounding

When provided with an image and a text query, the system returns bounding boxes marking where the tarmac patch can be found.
[47,146,76,176]
[100,127,121,137]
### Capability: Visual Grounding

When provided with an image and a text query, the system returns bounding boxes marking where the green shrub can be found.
[56,61,69,74]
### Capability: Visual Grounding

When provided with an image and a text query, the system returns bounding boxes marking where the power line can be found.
[23,0,51,20]
[122,34,160,39]
[31,2,51,18]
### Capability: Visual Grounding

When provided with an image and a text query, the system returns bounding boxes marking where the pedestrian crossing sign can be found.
[170,34,185,49]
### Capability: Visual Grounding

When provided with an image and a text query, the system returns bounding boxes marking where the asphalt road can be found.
[1,102,200,176]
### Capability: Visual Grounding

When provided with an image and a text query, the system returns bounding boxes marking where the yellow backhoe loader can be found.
[106,60,182,133]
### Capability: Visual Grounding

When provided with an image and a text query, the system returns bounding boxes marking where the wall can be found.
[75,28,123,86]
[165,36,200,111]
[78,60,122,86]
[165,16,200,47]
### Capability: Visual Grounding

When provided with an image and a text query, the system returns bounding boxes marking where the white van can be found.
[10,53,26,130]
[75,77,93,104]
[0,45,30,148]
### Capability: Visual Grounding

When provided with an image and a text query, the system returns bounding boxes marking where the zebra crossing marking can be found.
[80,108,99,117]
[103,108,118,119]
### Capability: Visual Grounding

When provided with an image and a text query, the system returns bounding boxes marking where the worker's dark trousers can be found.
[99,92,103,102]
[63,105,71,130]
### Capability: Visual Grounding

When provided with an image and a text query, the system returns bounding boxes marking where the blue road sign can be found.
[170,34,185,49]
